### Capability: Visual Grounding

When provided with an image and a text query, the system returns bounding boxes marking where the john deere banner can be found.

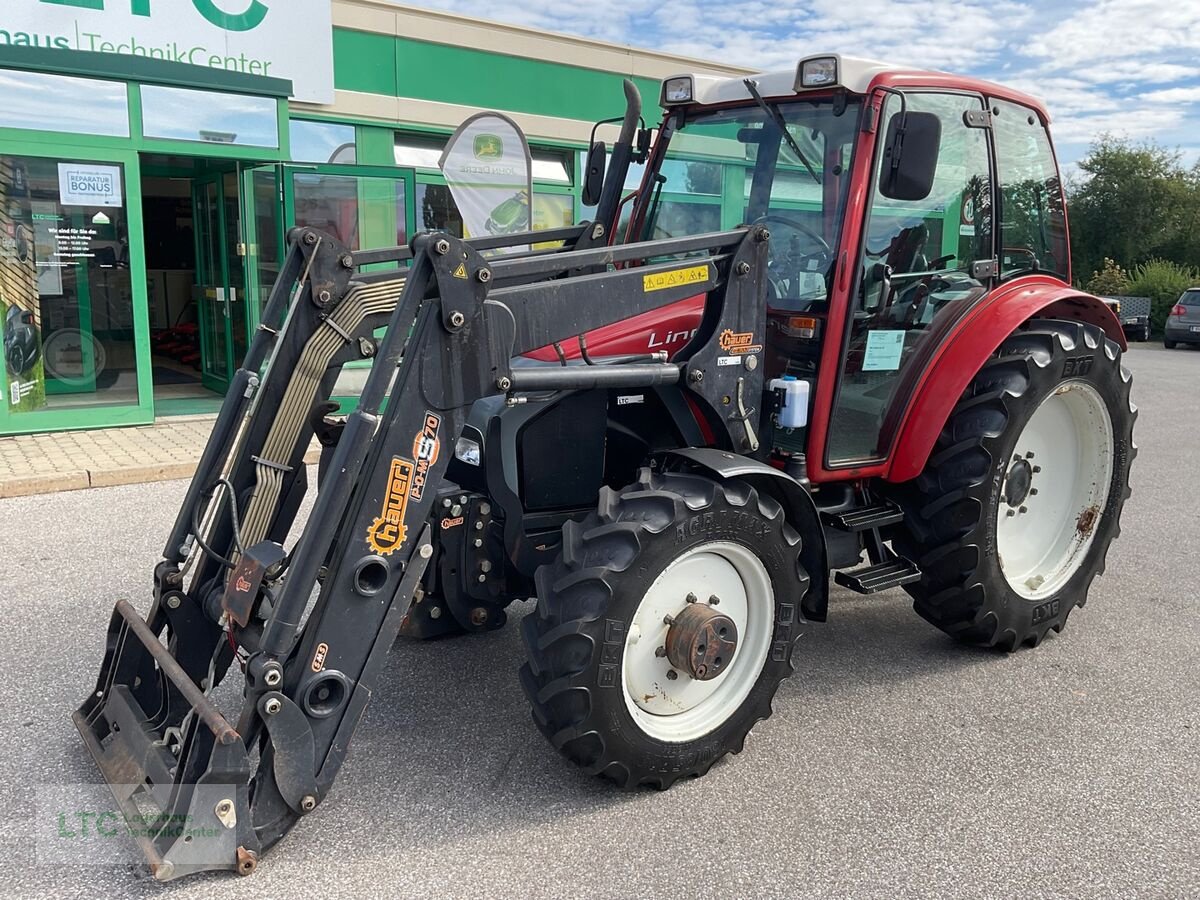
[1,0,333,102]
[439,113,533,252]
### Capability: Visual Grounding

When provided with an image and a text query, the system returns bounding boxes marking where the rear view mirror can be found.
[879,111,941,201]
[582,141,606,207]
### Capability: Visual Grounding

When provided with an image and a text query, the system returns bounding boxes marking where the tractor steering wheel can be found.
[754,214,833,308]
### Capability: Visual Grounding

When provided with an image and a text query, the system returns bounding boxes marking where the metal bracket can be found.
[970,258,999,280]
[257,692,319,814]
[963,108,993,129]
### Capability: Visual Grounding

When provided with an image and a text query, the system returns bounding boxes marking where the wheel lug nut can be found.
[708,594,720,606]
[1030,488,1038,496]
[1007,510,1016,517]
[655,646,667,658]
[663,614,676,626]
[1025,452,1035,459]
[1032,465,1042,473]
[1019,506,1028,514]
[685,592,698,603]
[665,670,678,680]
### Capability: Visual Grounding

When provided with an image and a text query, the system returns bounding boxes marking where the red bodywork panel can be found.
[525,295,704,361]
[884,278,1125,483]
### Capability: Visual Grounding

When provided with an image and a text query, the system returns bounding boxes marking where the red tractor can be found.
[77,55,1134,879]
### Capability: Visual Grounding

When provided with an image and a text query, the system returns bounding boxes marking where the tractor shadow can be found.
[287,588,999,866]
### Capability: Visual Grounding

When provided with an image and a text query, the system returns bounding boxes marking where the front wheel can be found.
[894,319,1136,650]
[520,469,807,788]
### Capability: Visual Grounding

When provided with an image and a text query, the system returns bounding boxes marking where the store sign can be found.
[1,1,334,103]
[58,163,123,207]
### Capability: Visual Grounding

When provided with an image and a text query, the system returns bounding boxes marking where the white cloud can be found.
[400,1,1200,161]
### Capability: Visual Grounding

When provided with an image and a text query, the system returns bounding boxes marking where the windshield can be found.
[637,96,862,311]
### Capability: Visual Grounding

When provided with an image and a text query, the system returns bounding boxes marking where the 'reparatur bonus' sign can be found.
[1,0,333,103]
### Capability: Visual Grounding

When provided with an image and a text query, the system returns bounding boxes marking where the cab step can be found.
[821,499,905,533]
[834,555,922,594]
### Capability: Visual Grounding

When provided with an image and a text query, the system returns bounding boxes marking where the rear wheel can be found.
[520,469,806,788]
[894,319,1135,650]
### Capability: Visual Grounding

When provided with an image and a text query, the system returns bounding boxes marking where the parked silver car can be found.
[1165,288,1200,349]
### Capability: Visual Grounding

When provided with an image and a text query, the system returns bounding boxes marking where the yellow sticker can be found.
[642,264,709,293]
[452,262,468,279]
[366,456,415,556]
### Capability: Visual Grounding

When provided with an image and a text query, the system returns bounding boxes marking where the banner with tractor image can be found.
[0,157,46,413]
[438,112,533,254]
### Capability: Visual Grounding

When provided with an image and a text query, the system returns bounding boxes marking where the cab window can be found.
[827,92,992,464]
[991,98,1068,280]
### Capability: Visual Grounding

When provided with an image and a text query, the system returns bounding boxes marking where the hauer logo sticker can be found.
[441,515,464,530]
[718,329,762,355]
[366,457,415,555]
[410,412,441,502]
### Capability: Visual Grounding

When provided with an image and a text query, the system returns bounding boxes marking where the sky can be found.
[411,0,1200,174]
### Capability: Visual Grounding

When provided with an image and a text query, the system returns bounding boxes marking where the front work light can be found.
[455,436,482,466]
[661,76,694,105]
[796,56,838,89]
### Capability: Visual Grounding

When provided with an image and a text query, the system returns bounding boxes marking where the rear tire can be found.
[1164,339,1177,349]
[894,319,1135,650]
[520,469,806,789]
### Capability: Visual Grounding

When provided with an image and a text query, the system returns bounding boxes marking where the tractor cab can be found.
[612,55,1070,478]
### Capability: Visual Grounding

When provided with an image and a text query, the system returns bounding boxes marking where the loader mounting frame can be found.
[75,219,780,879]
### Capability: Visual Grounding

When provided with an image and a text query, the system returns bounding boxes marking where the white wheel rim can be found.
[621,541,773,743]
[996,380,1114,600]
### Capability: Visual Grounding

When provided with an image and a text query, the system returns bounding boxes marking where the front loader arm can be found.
[75,220,771,880]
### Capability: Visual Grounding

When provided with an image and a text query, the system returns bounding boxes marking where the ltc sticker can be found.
[366,457,415,555]
[643,264,709,293]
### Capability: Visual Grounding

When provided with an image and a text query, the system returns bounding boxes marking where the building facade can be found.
[0,0,747,435]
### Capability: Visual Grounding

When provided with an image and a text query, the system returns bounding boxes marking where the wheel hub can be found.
[665,601,739,681]
[1004,457,1034,508]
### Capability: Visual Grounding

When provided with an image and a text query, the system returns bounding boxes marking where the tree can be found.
[1066,136,1200,281]
[1085,257,1131,296]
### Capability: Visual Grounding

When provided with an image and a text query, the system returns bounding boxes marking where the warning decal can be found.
[643,264,709,293]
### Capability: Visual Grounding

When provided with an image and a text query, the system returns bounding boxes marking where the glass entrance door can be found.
[193,169,247,393]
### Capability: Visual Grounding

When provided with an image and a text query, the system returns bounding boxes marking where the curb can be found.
[0,446,322,499]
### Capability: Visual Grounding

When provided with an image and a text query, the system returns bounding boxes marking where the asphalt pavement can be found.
[0,343,1197,899]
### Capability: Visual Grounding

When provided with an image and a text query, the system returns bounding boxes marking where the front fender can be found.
[663,448,830,622]
[885,276,1125,483]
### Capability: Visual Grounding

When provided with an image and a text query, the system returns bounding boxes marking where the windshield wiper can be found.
[743,78,819,184]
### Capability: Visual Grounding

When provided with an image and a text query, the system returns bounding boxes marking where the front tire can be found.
[895,319,1135,650]
[520,469,807,789]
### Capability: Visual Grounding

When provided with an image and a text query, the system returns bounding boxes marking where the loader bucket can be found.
[73,600,257,880]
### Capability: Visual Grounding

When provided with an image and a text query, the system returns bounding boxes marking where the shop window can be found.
[0,70,129,137]
[398,133,572,183]
[1,155,138,414]
[292,172,406,250]
[289,120,356,164]
[141,85,279,148]
[416,182,574,241]
[395,135,447,170]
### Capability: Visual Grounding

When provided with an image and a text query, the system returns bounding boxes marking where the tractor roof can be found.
[662,53,1050,121]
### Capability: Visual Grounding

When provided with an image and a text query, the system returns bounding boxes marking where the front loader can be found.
[76,57,1136,880]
